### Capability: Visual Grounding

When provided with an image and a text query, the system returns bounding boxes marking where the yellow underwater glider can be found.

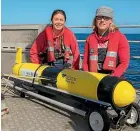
[2,47,140,131]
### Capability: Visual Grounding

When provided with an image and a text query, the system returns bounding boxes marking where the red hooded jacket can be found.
[30,26,80,69]
[83,30,130,77]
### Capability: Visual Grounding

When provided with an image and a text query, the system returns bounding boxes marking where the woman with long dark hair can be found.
[30,9,80,69]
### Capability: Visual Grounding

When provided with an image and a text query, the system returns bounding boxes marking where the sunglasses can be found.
[96,16,112,21]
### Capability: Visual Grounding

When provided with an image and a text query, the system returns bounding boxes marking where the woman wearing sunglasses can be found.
[82,6,130,77]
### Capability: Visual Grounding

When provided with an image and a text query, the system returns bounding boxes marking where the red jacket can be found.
[30,26,80,69]
[83,30,130,77]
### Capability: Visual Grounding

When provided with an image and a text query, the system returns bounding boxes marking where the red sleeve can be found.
[111,33,130,77]
[82,38,89,71]
[70,33,80,70]
[30,31,47,64]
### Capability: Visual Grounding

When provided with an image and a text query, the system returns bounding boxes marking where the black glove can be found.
[39,51,48,64]
[63,62,71,69]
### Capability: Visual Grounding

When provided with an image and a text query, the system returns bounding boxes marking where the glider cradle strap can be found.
[32,64,43,85]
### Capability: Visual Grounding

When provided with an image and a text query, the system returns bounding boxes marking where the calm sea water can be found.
[75,33,140,88]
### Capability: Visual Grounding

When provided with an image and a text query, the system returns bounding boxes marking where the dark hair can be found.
[51,9,66,21]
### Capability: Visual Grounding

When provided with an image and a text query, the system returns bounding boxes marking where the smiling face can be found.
[52,13,65,31]
[96,16,113,33]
